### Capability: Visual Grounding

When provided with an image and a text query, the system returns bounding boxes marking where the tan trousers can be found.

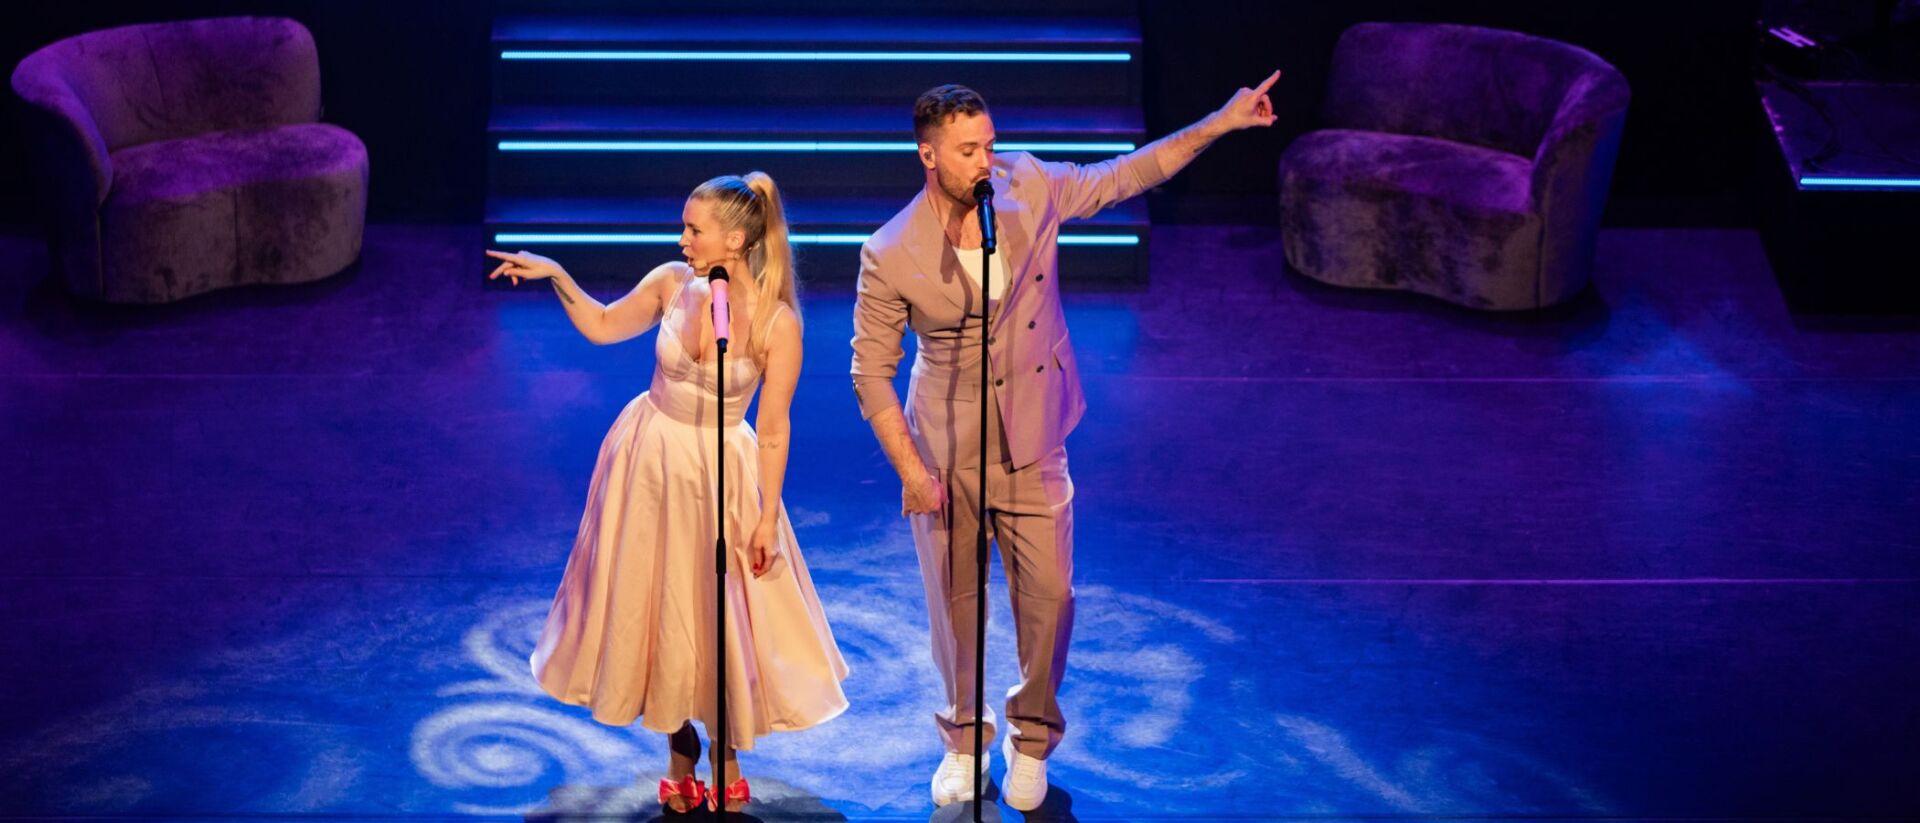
[910,388,1075,759]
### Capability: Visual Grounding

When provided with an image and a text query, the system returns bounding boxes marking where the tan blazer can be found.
[851,145,1176,469]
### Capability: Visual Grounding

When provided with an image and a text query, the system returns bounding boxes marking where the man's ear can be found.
[917,141,937,170]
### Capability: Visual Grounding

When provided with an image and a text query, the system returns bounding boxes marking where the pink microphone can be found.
[708,266,732,352]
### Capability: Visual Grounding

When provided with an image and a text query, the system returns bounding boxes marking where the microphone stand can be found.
[709,268,732,821]
[971,179,995,822]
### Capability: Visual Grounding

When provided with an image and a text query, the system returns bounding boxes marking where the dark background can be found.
[1,1,494,227]
[4,0,1893,228]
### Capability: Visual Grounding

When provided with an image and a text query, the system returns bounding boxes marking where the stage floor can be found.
[2,225,1916,820]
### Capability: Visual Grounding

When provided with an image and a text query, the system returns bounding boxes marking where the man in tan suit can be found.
[850,76,1279,809]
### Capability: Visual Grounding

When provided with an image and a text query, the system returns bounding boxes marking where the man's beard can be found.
[936,166,981,207]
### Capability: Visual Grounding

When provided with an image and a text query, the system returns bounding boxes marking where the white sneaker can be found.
[929,749,990,807]
[1001,740,1049,811]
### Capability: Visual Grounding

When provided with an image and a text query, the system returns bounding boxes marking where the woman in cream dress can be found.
[485,171,847,813]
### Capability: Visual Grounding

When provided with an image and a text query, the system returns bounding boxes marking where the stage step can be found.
[483,6,1152,284]
[494,0,1137,14]
[490,103,1143,138]
[493,14,1141,47]
[490,15,1141,106]
[486,103,1146,198]
[484,196,1149,285]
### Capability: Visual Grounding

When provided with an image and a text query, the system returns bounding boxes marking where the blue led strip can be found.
[1057,235,1141,246]
[494,233,1140,246]
[497,140,1137,153]
[1799,176,1920,190]
[500,50,1131,63]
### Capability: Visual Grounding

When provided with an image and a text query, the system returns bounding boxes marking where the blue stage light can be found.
[1799,176,1920,190]
[497,141,1136,153]
[493,234,683,244]
[493,233,1140,246]
[500,50,1131,63]
[1058,235,1141,246]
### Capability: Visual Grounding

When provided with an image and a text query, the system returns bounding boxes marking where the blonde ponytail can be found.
[742,171,800,362]
[690,171,803,365]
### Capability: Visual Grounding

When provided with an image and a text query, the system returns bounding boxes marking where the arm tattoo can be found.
[550,279,576,305]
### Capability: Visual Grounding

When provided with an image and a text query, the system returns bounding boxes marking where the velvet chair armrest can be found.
[9,66,112,210]
[1529,70,1630,304]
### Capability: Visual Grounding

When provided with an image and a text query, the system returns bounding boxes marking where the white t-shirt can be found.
[955,245,1008,305]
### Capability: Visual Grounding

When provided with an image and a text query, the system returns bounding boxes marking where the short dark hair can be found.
[912,84,988,143]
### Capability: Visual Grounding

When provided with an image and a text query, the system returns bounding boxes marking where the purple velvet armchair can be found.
[10,16,367,303]
[1279,23,1629,310]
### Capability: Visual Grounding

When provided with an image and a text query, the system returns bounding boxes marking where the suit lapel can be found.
[988,182,1032,335]
[904,177,1031,327]
[903,187,972,316]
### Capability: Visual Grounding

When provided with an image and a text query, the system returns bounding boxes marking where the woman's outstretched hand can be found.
[486,249,566,286]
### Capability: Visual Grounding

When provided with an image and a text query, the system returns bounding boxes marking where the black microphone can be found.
[973,178,996,254]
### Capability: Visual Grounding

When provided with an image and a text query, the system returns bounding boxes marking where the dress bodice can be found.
[649,270,766,427]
